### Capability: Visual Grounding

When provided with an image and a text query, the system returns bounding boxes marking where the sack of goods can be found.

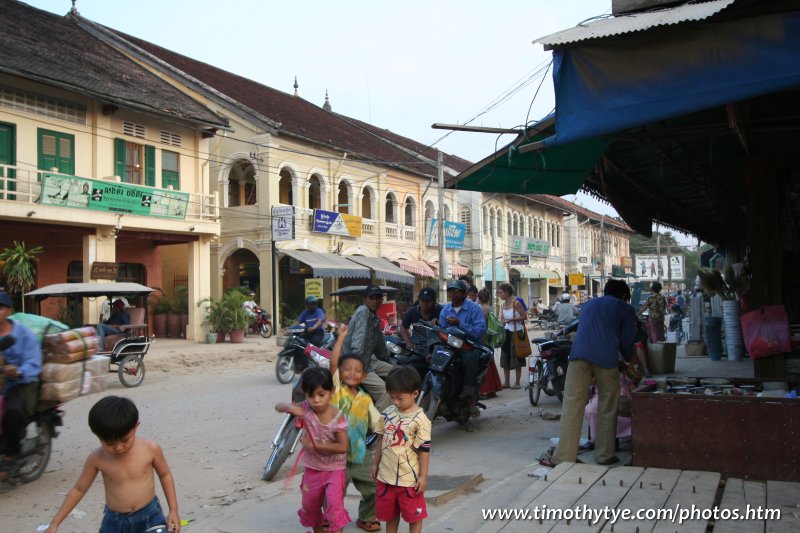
[40,355,110,403]
[44,327,99,364]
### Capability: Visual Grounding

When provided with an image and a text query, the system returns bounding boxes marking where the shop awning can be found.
[445,116,610,195]
[278,249,370,279]
[512,267,555,280]
[396,259,436,278]
[428,262,469,279]
[345,256,414,285]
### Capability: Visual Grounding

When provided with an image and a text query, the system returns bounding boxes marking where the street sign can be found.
[568,273,585,286]
[510,254,529,265]
[271,206,295,241]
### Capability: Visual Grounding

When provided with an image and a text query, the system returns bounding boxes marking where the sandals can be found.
[357,519,381,532]
[511,384,521,390]
[539,457,557,468]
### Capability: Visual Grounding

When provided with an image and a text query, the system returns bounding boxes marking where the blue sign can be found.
[426,218,466,250]
[312,209,362,237]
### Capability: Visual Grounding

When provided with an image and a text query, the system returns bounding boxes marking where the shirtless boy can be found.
[44,396,180,533]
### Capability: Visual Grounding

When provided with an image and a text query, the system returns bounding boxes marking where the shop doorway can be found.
[223,249,261,297]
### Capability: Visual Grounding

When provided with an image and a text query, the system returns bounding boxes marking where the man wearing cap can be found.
[96,299,130,349]
[242,290,259,319]
[0,292,42,477]
[400,287,442,353]
[342,285,391,410]
[294,295,325,347]
[439,280,487,399]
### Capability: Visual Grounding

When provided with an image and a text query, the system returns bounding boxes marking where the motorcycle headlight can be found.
[386,341,402,354]
[447,335,464,349]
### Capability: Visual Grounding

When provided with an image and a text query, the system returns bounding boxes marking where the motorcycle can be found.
[527,318,578,405]
[274,325,336,384]
[263,343,330,481]
[248,308,273,338]
[384,332,430,381]
[416,325,493,427]
[0,336,64,485]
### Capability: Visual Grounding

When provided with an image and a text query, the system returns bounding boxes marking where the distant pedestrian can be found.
[639,281,667,343]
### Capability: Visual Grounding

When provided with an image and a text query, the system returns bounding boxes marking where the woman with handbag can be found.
[497,283,528,390]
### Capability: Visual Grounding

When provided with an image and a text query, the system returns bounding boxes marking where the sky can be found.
[29,0,697,245]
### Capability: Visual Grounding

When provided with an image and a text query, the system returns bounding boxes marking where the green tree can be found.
[0,240,43,296]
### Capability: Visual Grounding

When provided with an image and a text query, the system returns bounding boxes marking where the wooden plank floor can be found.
[476,464,798,533]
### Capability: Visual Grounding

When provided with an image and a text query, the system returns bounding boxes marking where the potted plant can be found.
[198,296,231,343]
[0,240,43,310]
[166,292,182,338]
[223,289,250,343]
[152,295,172,338]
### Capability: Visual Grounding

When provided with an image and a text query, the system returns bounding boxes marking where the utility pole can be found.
[437,151,447,302]
[656,221,661,282]
[491,226,497,313]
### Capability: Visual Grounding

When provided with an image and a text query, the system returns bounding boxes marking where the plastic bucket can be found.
[704,316,723,361]
[722,301,743,361]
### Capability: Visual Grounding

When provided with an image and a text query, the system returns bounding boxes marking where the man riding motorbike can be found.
[342,285,392,411]
[438,280,486,399]
[294,295,325,347]
[399,287,441,354]
[0,292,41,479]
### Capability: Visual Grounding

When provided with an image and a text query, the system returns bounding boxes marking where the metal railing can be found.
[0,164,218,221]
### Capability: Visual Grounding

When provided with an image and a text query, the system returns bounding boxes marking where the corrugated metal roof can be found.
[535,0,736,48]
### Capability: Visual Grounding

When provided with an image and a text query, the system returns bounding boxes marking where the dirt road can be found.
[0,337,563,532]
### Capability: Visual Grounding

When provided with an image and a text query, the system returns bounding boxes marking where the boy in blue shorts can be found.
[329,324,383,532]
[372,366,431,533]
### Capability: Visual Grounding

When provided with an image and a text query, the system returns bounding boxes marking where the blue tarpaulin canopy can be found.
[542,9,800,147]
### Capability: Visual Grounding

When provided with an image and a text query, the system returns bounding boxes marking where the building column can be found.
[82,231,116,324]
[187,237,212,342]
[291,177,305,208]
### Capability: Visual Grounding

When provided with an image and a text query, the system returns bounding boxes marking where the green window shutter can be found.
[144,145,155,187]
[114,138,127,179]
[38,129,74,174]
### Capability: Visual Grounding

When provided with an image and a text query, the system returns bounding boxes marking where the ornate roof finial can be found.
[293,76,299,96]
[70,0,79,15]
[323,90,332,112]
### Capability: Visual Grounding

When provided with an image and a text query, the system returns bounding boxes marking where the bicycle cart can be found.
[25,282,154,387]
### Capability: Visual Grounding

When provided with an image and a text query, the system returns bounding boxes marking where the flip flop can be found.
[511,384,521,390]
[357,519,381,532]
[502,384,511,389]
[539,457,557,468]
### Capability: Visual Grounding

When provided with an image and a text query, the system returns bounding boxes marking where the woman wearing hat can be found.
[294,295,325,347]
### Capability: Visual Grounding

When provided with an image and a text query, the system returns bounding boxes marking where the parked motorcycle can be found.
[274,325,335,384]
[248,308,273,338]
[416,325,492,426]
[0,337,64,485]
[527,318,578,405]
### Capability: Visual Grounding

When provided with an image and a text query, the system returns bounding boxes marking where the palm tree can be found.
[0,241,44,303]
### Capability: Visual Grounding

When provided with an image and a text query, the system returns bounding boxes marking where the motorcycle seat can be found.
[305,344,332,360]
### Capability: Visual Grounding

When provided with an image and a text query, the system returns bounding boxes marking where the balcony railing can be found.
[385,222,399,239]
[403,226,417,241]
[362,218,377,236]
[0,164,218,221]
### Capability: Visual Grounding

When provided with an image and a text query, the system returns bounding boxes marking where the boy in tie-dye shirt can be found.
[329,324,383,532]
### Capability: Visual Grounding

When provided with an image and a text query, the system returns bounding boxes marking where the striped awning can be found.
[278,249,370,279]
[345,256,414,285]
[396,260,436,278]
[428,262,469,278]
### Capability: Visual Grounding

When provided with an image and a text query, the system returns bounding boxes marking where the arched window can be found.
[337,181,349,213]
[496,210,503,237]
[482,207,489,235]
[404,197,416,227]
[443,204,451,221]
[507,213,512,236]
[512,214,519,236]
[385,193,397,223]
[424,200,435,231]
[460,206,471,235]
[228,160,257,207]
[362,186,374,219]
[278,167,293,205]
[308,174,321,210]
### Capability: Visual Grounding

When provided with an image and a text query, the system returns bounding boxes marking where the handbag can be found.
[512,306,532,359]
[740,305,791,359]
